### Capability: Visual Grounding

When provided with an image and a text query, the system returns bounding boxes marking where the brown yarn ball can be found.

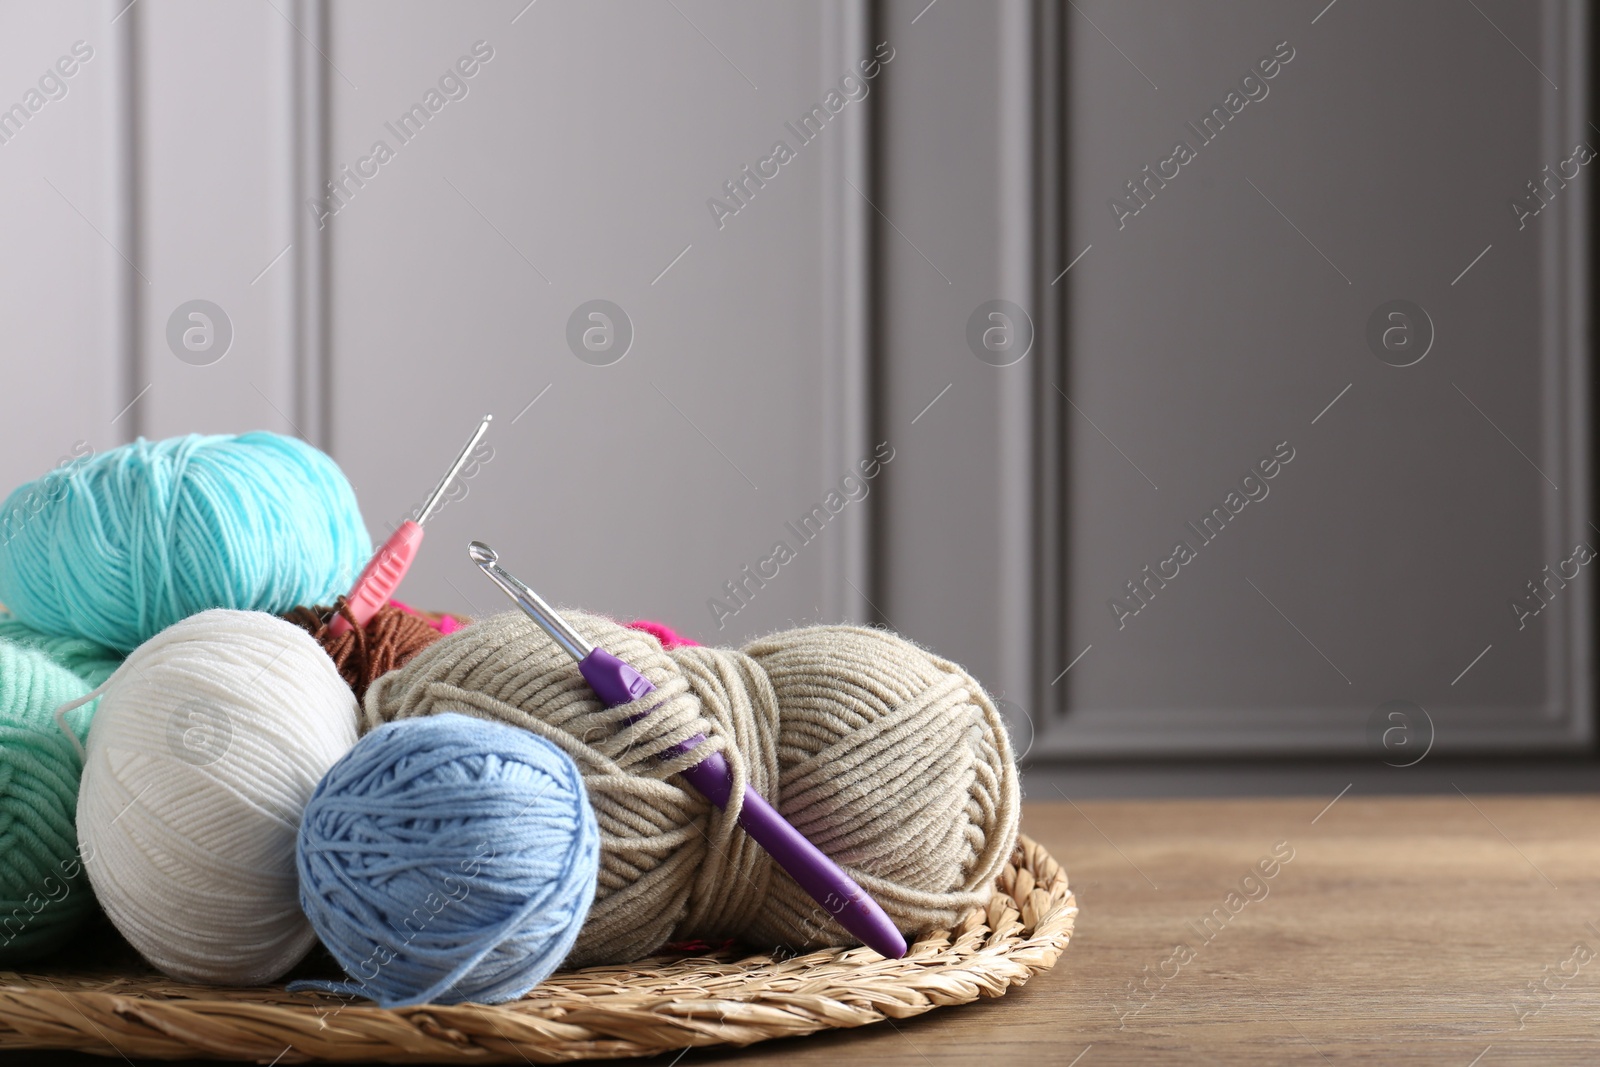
[283,601,458,701]
[363,610,1021,967]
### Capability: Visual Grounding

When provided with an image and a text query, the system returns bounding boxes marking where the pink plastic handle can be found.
[328,521,425,636]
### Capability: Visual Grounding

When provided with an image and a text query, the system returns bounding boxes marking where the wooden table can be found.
[673,795,1600,1066]
[27,795,1600,1065]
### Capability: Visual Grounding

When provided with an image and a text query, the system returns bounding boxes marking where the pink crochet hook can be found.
[328,415,492,637]
[468,541,908,960]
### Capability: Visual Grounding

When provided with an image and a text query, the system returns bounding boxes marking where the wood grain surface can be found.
[21,795,1600,1066]
[672,795,1600,1066]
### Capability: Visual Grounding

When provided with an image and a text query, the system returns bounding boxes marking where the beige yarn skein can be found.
[363,610,1020,967]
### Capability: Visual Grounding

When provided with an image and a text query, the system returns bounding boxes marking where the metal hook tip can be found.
[467,541,498,565]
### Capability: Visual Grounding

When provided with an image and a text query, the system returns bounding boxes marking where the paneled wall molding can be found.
[821,0,873,626]
[996,0,1038,735]
[1031,1,1592,758]
[60,1,1586,761]
[1026,0,1066,740]
[291,0,330,453]
[874,0,1036,732]
[875,0,1592,760]
[110,0,141,442]
[130,0,307,443]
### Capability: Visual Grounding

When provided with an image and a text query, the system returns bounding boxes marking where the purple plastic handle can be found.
[579,647,907,959]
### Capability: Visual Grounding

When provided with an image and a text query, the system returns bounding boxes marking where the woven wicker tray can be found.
[0,834,1074,1063]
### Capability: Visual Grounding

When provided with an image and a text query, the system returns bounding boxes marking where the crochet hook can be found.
[328,415,492,637]
[467,540,908,960]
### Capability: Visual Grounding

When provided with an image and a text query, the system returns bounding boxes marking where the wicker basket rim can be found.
[0,833,1075,1064]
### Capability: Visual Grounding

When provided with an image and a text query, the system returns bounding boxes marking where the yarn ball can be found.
[293,713,599,1007]
[365,610,1020,966]
[0,640,96,961]
[283,601,457,701]
[76,609,359,984]
[389,599,467,636]
[0,614,122,687]
[0,432,372,653]
[624,619,699,649]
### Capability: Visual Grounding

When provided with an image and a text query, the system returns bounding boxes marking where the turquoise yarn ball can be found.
[0,639,97,962]
[0,433,371,653]
[293,713,600,1007]
[0,615,121,688]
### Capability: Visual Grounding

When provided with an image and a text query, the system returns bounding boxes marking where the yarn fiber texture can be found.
[389,599,466,636]
[0,432,372,653]
[293,713,599,1007]
[0,640,95,962]
[0,614,122,687]
[76,609,359,985]
[365,611,1020,967]
[284,602,454,701]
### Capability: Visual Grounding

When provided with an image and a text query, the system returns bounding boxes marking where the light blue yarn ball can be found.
[293,713,600,1008]
[0,433,371,653]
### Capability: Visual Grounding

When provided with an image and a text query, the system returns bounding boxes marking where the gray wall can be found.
[0,0,875,643]
[0,0,1590,770]
[1051,0,1590,755]
[0,3,131,484]
[871,0,1592,759]
[321,1,872,636]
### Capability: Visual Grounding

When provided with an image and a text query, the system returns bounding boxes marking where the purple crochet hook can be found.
[468,541,907,960]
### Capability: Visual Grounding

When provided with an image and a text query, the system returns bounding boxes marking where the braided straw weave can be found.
[0,835,1072,1063]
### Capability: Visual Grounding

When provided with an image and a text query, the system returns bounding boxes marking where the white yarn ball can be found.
[77,609,358,984]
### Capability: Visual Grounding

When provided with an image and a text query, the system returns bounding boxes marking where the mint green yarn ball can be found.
[0,433,371,654]
[0,639,96,962]
[0,615,121,688]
